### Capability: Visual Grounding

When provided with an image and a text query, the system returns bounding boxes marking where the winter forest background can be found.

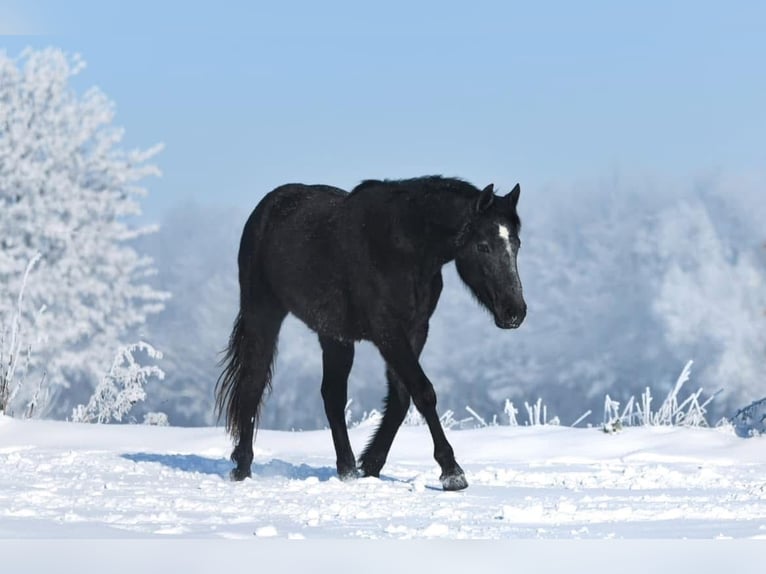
[1,46,764,430]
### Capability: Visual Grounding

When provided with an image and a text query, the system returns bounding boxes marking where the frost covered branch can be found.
[71,342,165,423]
[603,360,717,429]
[1,253,41,415]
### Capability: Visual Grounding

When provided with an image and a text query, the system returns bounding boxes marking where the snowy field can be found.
[0,417,766,573]
[1,414,765,539]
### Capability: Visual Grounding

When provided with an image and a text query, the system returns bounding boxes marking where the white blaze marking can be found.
[498,224,512,256]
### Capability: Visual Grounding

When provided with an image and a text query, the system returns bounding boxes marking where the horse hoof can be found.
[361,467,379,478]
[230,467,251,481]
[359,466,381,479]
[338,468,361,481]
[440,471,468,491]
[359,456,384,478]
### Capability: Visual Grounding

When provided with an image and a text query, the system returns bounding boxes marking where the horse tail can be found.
[215,309,248,437]
[215,198,280,439]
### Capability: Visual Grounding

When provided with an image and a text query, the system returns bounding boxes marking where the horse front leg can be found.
[373,327,467,491]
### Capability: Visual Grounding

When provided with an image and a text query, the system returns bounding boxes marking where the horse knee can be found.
[412,385,437,412]
[321,381,343,407]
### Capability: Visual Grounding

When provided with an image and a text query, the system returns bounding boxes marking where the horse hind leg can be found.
[359,325,427,478]
[217,296,286,481]
[319,336,357,480]
[359,369,411,478]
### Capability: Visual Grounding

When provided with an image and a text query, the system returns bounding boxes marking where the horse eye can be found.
[476,242,490,253]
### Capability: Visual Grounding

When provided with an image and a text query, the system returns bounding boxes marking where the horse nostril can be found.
[504,306,525,327]
[504,309,520,324]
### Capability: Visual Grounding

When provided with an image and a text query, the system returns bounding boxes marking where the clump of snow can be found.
[254,525,278,537]
[143,412,169,426]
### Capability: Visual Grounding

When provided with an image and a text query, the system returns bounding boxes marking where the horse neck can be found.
[355,181,472,270]
[412,190,471,264]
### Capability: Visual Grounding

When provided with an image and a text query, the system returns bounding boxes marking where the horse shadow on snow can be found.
[122,453,341,482]
[121,452,414,485]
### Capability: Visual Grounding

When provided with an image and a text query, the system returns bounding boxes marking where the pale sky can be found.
[2,0,764,218]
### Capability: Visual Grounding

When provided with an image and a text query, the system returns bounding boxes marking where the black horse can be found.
[216,176,525,490]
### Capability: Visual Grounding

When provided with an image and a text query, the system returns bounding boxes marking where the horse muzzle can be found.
[494,303,526,329]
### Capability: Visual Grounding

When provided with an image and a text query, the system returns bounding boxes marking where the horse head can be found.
[455,183,526,329]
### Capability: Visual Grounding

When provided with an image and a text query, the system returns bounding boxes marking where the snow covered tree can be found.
[0,48,167,417]
[645,198,766,413]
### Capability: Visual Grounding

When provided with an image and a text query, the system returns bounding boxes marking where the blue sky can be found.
[2,1,764,219]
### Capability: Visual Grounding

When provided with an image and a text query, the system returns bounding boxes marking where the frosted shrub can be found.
[71,342,165,423]
[602,360,716,429]
[1,254,42,416]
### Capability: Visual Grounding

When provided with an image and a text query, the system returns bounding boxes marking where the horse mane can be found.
[351,178,385,194]
[350,175,477,200]
[350,175,520,232]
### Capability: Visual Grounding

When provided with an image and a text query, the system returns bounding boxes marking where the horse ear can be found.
[476,184,494,213]
[505,183,520,210]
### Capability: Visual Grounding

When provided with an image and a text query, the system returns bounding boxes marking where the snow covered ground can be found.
[1,414,764,543]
